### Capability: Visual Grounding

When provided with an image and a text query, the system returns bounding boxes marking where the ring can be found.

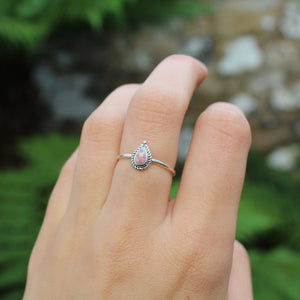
[117,141,176,176]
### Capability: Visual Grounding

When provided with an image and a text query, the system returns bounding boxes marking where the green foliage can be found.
[251,248,300,300]
[0,134,79,299]
[0,0,212,51]
[236,182,283,242]
[246,149,298,197]
[0,0,128,50]
[122,0,213,27]
[1,135,299,299]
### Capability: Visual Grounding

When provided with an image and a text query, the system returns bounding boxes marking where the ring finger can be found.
[106,55,208,226]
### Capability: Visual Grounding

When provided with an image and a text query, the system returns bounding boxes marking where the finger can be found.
[106,55,208,226]
[173,103,251,250]
[66,84,140,225]
[228,241,253,300]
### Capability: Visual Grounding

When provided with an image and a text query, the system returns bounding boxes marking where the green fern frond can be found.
[0,0,213,51]
[0,134,78,298]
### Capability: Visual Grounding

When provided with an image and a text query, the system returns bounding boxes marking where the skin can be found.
[24,55,253,300]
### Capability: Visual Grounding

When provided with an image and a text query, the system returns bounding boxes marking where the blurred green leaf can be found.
[237,182,285,242]
[0,0,212,51]
[250,248,300,300]
[0,16,48,50]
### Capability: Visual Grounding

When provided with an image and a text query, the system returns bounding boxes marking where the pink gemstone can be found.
[134,147,148,166]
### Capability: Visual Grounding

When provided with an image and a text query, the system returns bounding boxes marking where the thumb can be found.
[228,241,253,300]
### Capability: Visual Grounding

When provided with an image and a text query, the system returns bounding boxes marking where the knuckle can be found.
[90,223,145,286]
[100,221,144,265]
[198,102,252,147]
[131,86,182,127]
[113,83,140,95]
[82,109,124,143]
[167,235,227,294]
[171,224,232,288]
[169,226,206,272]
[201,258,230,292]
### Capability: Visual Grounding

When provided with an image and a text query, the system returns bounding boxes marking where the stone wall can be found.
[34,0,300,170]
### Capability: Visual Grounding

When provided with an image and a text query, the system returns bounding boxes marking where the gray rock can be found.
[229,93,259,116]
[180,36,214,63]
[134,52,153,72]
[260,15,276,31]
[34,64,97,122]
[252,0,280,11]
[55,52,73,69]
[280,2,300,39]
[270,83,300,111]
[220,0,280,12]
[260,115,279,129]
[265,40,299,68]
[218,35,264,76]
[293,120,300,138]
[177,127,194,164]
[248,72,285,95]
[267,144,299,171]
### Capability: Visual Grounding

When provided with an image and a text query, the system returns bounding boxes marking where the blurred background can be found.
[0,0,300,299]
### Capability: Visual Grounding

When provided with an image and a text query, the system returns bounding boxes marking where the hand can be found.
[24,55,253,299]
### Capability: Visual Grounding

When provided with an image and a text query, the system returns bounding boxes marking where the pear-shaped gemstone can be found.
[134,147,148,166]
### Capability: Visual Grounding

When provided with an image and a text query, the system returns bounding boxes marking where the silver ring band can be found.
[117,141,176,176]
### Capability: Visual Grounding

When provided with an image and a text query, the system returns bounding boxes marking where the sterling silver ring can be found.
[117,141,176,176]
